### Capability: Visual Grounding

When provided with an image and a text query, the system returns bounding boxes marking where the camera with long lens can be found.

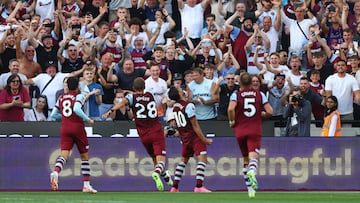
[291,94,303,103]
[164,126,176,136]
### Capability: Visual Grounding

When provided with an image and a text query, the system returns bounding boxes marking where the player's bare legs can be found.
[194,154,211,192]
[80,152,97,194]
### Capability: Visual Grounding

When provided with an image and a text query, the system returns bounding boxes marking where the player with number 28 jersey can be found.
[103,77,172,192]
[127,92,163,137]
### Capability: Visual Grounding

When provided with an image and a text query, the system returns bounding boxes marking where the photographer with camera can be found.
[283,87,312,137]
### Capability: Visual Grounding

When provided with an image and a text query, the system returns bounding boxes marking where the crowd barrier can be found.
[0,121,359,191]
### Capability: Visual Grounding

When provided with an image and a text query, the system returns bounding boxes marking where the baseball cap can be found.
[243,13,255,24]
[44,61,57,69]
[274,73,286,80]
[172,73,183,81]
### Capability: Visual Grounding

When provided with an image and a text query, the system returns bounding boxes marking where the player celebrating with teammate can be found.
[50,77,97,194]
[103,77,172,191]
[167,86,213,192]
[227,72,273,198]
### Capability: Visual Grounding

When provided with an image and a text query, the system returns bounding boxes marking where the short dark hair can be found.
[67,77,79,91]
[168,86,180,101]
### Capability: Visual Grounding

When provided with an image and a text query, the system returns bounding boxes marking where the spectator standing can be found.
[306,51,334,85]
[166,46,194,79]
[57,40,85,73]
[107,58,150,91]
[127,36,152,69]
[245,25,271,74]
[216,73,239,120]
[0,73,31,121]
[280,1,317,70]
[24,62,83,110]
[28,33,59,72]
[321,95,342,137]
[187,67,218,120]
[144,62,168,120]
[177,0,212,46]
[96,52,117,120]
[0,58,27,90]
[17,45,42,79]
[325,60,360,120]
[283,87,312,137]
[224,11,254,70]
[217,46,240,84]
[129,0,147,24]
[80,66,104,121]
[0,31,16,74]
[299,77,324,126]
[268,73,289,120]
[147,8,176,46]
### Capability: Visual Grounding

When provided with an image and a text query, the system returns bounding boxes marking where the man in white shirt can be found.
[325,60,360,120]
[145,62,168,120]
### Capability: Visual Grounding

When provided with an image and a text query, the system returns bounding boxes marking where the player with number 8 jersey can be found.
[102,77,172,191]
[49,77,97,193]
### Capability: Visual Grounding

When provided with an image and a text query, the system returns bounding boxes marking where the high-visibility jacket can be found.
[321,110,342,137]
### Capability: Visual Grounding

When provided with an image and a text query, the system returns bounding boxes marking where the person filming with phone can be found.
[282,87,312,137]
[0,73,31,121]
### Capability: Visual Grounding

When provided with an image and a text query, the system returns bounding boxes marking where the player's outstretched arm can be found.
[102,98,129,119]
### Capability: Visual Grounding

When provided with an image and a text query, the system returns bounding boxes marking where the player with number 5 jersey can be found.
[49,77,97,194]
[228,72,273,198]
[102,77,172,191]
[167,86,213,193]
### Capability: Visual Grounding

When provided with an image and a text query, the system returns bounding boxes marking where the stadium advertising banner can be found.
[0,137,358,191]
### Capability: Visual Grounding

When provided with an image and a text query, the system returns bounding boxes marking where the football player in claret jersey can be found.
[50,77,97,193]
[228,72,273,198]
[103,77,172,191]
[167,86,213,193]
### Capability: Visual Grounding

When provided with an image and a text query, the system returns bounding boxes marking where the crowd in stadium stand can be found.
[0,0,359,132]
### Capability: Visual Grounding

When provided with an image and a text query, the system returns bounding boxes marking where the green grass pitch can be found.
[0,192,359,203]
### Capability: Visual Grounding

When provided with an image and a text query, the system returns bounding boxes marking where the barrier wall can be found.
[0,137,359,191]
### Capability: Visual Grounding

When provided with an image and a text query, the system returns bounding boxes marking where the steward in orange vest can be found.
[321,110,342,137]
